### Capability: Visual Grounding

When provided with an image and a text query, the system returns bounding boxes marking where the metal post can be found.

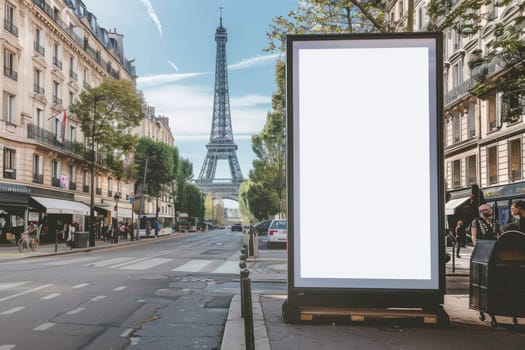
[242,277,255,350]
[137,158,148,241]
[89,94,97,247]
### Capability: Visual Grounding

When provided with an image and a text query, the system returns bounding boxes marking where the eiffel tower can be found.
[195,11,243,201]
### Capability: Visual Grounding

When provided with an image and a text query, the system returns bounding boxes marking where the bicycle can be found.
[17,224,40,252]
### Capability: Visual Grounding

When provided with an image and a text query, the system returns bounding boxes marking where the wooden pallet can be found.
[299,306,438,324]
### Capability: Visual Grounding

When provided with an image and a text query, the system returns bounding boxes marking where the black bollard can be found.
[240,268,249,318]
[242,277,255,350]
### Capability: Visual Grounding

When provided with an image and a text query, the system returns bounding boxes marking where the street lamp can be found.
[89,94,103,247]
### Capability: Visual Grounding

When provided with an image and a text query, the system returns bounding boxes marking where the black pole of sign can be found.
[54,229,57,252]
[137,158,148,241]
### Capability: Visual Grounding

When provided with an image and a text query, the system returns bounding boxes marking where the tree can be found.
[239,181,256,224]
[248,61,287,219]
[134,137,179,218]
[70,79,144,173]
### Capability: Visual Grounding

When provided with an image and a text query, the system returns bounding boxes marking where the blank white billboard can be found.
[290,36,441,290]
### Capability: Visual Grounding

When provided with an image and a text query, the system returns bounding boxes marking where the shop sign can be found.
[0,183,30,194]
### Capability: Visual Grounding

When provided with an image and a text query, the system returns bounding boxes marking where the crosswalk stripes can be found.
[4,254,241,274]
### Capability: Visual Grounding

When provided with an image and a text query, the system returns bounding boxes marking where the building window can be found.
[488,146,498,185]
[418,7,424,30]
[467,102,476,138]
[35,107,43,128]
[53,81,61,105]
[34,69,44,94]
[83,170,89,192]
[34,27,45,56]
[3,147,16,179]
[509,138,522,182]
[452,112,461,143]
[53,43,62,68]
[69,125,76,143]
[3,49,17,80]
[2,92,16,124]
[466,155,477,185]
[452,159,461,188]
[69,165,76,190]
[33,154,43,183]
[502,93,524,124]
[108,177,113,197]
[452,60,463,87]
[453,30,461,51]
[69,56,77,81]
[4,2,18,36]
[488,93,499,131]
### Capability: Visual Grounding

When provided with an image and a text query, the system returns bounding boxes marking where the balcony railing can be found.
[83,81,91,89]
[53,56,62,69]
[3,169,16,179]
[51,177,61,187]
[4,19,18,36]
[4,66,17,81]
[96,188,102,195]
[34,42,45,56]
[489,175,498,185]
[69,182,77,191]
[444,78,473,106]
[34,84,45,95]
[511,170,522,182]
[108,190,113,197]
[83,185,89,193]
[27,123,78,154]
[33,173,44,184]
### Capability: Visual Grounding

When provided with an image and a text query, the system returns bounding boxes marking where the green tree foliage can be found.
[248,61,287,220]
[70,79,144,175]
[134,137,178,198]
[239,181,256,224]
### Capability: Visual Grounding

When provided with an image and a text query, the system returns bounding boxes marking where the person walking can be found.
[455,219,466,258]
[502,200,525,233]
[154,220,160,239]
[502,201,521,232]
[470,204,497,245]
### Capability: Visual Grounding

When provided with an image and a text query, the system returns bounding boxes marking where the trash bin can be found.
[74,232,89,248]
[469,230,525,326]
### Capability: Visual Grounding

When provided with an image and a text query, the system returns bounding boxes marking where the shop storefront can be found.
[0,183,30,243]
[483,181,525,229]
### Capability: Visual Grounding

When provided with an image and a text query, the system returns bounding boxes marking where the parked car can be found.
[231,223,243,232]
[254,220,272,235]
[268,219,287,246]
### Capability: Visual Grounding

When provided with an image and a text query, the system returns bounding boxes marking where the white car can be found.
[268,220,287,246]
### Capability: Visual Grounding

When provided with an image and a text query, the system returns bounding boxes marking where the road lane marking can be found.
[120,328,134,337]
[0,345,16,350]
[213,261,240,274]
[66,307,85,315]
[85,257,135,267]
[33,322,55,331]
[120,258,172,270]
[43,257,98,266]
[73,283,89,289]
[41,293,60,300]
[0,282,30,290]
[129,337,140,345]
[0,284,53,302]
[113,286,127,291]
[91,295,106,301]
[1,306,24,315]
[110,257,150,268]
[172,259,213,272]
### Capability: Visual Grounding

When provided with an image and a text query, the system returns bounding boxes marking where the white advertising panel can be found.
[291,35,441,290]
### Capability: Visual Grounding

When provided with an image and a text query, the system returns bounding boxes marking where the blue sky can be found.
[83,0,298,198]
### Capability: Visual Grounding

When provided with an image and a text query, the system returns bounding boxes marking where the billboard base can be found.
[282,294,449,326]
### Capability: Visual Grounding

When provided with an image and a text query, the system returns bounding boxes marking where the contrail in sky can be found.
[229,53,281,70]
[139,0,162,36]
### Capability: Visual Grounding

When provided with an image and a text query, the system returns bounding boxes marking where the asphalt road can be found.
[0,229,243,350]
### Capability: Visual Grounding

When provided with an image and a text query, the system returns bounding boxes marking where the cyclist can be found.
[18,224,38,252]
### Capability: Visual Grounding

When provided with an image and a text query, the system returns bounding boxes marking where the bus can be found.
[138,214,174,238]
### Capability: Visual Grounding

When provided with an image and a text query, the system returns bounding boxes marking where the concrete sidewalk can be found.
[0,232,183,261]
[221,245,525,350]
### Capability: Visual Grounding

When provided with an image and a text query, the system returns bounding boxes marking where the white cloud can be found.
[137,72,208,87]
[140,84,270,141]
[168,60,179,72]
[139,0,162,36]
[228,53,281,70]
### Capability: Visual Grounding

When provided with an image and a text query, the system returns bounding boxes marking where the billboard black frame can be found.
[285,32,445,322]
